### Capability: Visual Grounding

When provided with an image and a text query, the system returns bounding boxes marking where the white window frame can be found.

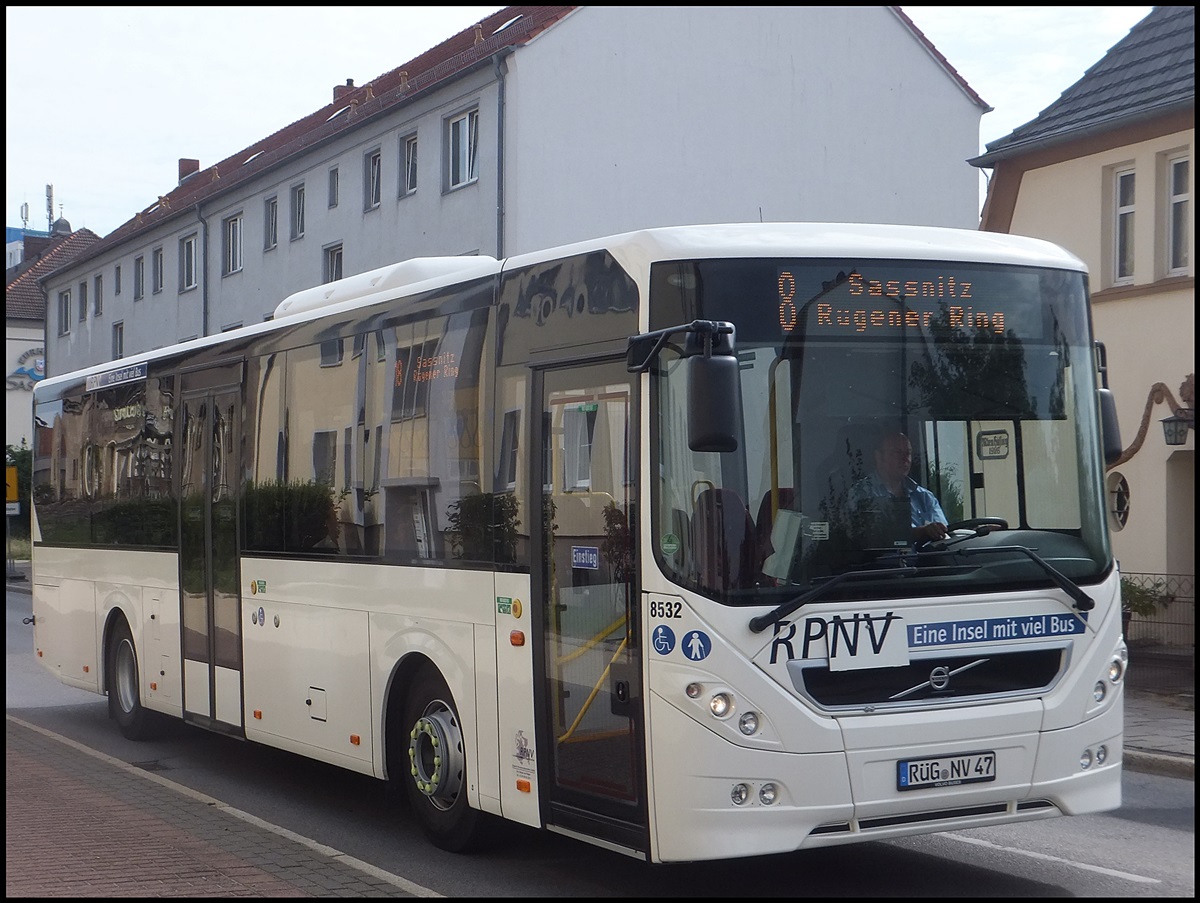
[324,242,344,283]
[114,264,122,296]
[57,290,71,336]
[328,166,340,208]
[447,109,479,189]
[402,134,418,196]
[1167,153,1190,275]
[365,149,382,210]
[264,196,278,250]
[112,321,124,360]
[180,234,198,291]
[224,213,243,275]
[152,246,165,294]
[290,183,306,240]
[133,256,145,300]
[1113,167,1135,285]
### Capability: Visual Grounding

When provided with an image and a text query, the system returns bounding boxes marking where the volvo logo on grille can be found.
[929,666,952,690]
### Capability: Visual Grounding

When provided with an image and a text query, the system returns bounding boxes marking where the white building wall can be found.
[503,6,983,255]
[5,319,43,448]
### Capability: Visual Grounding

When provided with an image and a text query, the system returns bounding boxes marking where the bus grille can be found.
[792,648,1065,709]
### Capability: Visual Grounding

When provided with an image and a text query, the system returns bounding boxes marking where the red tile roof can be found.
[6,229,102,320]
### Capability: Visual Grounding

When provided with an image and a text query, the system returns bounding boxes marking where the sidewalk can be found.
[6,558,1193,898]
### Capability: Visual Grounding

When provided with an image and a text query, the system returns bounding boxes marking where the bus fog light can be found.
[738,711,759,735]
[1093,681,1106,703]
[1095,745,1108,764]
[731,783,750,805]
[686,682,702,699]
[759,783,778,805]
[1108,658,1125,682]
[1079,748,1093,769]
[710,693,733,718]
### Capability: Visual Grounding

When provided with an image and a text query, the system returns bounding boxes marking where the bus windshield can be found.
[648,257,1112,605]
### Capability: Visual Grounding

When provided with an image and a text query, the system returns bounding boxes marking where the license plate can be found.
[897,751,996,791]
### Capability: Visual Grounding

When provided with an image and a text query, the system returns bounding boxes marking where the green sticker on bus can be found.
[497,597,513,614]
[661,533,680,555]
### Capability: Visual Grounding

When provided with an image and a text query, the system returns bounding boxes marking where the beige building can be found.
[972,7,1193,611]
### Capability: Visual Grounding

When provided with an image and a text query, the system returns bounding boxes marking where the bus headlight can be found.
[738,711,759,735]
[1079,748,1093,769]
[731,783,750,805]
[1096,745,1108,764]
[759,783,778,805]
[1108,657,1125,683]
[1093,681,1107,703]
[710,692,733,718]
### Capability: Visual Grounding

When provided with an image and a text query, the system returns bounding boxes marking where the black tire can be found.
[399,666,486,852]
[106,618,164,740]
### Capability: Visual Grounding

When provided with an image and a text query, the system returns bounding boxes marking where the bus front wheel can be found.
[400,666,486,852]
[106,618,163,740]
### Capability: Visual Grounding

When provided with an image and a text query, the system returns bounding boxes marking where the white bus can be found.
[31,223,1128,862]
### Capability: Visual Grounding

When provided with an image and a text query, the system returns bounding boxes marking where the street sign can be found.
[5,465,16,503]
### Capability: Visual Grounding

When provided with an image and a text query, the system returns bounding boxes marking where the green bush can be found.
[1120,576,1172,617]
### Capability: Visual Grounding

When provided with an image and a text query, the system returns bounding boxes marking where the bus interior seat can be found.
[692,487,757,590]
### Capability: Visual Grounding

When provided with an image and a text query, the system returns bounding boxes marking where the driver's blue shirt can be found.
[850,474,947,527]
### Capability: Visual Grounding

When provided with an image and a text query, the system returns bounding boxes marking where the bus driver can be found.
[850,429,948,545]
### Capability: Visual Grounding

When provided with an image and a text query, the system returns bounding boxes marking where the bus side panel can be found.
[242,589,374,770]
[32,548,101,694]
[493,572,540,827]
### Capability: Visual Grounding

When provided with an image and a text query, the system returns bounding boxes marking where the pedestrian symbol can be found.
[684,630,712,661]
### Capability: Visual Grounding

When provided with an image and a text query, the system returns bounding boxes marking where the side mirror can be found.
[688,352,740,452]
[1098,388,1122,466]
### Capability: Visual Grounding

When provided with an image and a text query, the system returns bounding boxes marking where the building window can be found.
[114,264,122,296]
[290,183,305,240]
[152,246,165,294]
[328,167,339,208]
[264,196,278,250]
[134,256,145,300]
[364,149,382,209]
[1167,154,1190,275]
[224,213,243,274]
[402,134,418,196]
[1114,168,1135,284]
[448,109,478,189]
[57,290,71,335]
[112,322,125,360]
[180,234,198,290]
[78,281,88,321]
[1106,471,1130,531]
[324,243,344,283]
[93,274,103,316]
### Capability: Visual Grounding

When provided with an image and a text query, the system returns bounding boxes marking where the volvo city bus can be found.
[30,223,1127,862]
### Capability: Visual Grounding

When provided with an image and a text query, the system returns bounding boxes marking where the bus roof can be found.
[35,222,1086,396]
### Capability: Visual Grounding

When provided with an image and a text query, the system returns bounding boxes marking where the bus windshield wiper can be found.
[748,563,926,634]
[915,544,1094,612]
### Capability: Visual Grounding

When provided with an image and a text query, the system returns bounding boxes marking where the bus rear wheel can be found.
[400,666,486,852]
[106,618,164,741]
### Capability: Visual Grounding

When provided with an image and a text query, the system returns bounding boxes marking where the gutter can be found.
[493,52,510,260]
[970,100,1193,168]
[195,203,210,337]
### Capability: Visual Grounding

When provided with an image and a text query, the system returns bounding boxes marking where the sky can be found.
[6,6,1154,238]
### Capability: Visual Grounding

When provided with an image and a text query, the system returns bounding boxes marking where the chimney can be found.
[178,158,200,183]
[334,78,355,103]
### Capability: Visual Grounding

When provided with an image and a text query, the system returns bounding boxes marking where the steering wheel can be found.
[946,517,1009,534]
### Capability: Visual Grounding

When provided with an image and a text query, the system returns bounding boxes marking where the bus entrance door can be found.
[178,364,244,734]
[535,359,648,854]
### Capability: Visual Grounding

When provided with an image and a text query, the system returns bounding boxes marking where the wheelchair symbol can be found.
[652,624,676,655]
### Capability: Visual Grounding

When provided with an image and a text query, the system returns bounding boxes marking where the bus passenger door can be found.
[534,359,648,854]
[179,364,244,734]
